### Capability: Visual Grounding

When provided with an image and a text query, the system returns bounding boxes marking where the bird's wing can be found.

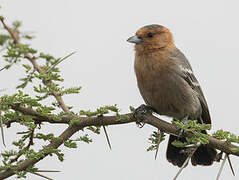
[170,48,211,124]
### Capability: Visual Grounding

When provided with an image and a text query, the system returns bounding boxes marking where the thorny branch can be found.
[0,17,69,113]
[1,17,238,180]
[0,17,112,151]
[0,110,239,179]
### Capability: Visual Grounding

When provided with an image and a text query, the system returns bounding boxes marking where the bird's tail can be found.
[166,135,217,167]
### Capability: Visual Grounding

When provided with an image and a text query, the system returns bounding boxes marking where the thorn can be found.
[226,154,235,176]
[173,143,199,180]
[37,170,61,173]
[30,172,53,180]
[46,51,76,73]
[154,130,164,160]
[216,153,227,180]
[0,111,6,147]
[0,67,6,72]
[103,126,112,150]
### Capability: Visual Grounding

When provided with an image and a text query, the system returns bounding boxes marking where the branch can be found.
[0,18,70,113]
[1,111,239,179]
[7,105,239,157]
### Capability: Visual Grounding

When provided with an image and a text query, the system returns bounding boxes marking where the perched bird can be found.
[127,24,217,167]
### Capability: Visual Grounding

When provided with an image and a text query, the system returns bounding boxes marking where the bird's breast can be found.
[134,53,201,119]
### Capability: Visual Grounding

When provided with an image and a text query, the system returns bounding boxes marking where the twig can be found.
[226,154,235,176]
[9,128,35,163]
[103,126,112,150]
[46,51,76,73]
[0,18,19,43]
[216,153,227,180]
[173,142,200,180]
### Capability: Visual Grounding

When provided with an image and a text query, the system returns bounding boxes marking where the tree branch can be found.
[1,111,239,179]
[0,18,70,113]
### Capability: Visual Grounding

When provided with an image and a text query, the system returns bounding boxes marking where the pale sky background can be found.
[0,0,239,180]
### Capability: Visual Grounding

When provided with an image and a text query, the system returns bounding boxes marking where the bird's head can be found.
[127,24,174,53]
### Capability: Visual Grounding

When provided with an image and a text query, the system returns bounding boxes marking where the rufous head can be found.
[127,24,174,52]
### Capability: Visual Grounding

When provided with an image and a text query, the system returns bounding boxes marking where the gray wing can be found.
[170,48,211,124]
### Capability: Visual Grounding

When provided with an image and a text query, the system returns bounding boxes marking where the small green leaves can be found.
[80,105,119,117]
[35,133,54,141]
[172,120,211,132]
[12,21,22,29]
[74,134,92,144]
[87,126,100,134]
[129,106,135,112]
[64,140,77,148]
[171,141,188,148]
[213,129,239,143]
[171,120,211,147]
[0,34,10,45]
[147,131,166,151]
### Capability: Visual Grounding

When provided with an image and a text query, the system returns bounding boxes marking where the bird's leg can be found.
[178,116,189,137]
[133,104,155,128]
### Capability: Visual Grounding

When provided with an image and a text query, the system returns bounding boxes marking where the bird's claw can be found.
[178,128,185,137]
[133,104,154,128]
[177,116,188,138]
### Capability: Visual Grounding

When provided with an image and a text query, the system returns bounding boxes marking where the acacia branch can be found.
[1,110,239,179]
[7,105,239,157]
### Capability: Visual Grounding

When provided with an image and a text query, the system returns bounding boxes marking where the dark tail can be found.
[166,135,217,167]
[166,135,188,167]
[191,144,217,166]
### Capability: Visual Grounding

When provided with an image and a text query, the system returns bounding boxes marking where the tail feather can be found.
[166,135,188,167]
[166,135,217,167]
[191,145,217,166]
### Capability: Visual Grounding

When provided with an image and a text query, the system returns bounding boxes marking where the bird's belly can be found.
[137,73,201,120]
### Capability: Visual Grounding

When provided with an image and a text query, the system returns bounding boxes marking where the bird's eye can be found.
[147,33,154,38]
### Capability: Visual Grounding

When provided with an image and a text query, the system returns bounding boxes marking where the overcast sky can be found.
[1,0,239,180]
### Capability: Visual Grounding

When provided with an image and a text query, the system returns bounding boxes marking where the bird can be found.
[127,24,217,167]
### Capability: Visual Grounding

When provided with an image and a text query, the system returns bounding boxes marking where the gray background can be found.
[1,0,239,179]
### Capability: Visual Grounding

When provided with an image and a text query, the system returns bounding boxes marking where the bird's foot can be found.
[178,116,188,138]
[133,104,154,128]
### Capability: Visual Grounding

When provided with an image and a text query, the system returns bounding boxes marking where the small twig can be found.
[0,18,19,43]
[154,130,164,160]
[226,154,235,176]
[216,153,227,180]
[9,128,35,163]
[0,111,6,147]
[30,172,53,180]
[46,51,76,73]
[103,126,112,150]
[26,128,35,148]
[173,143,200,180]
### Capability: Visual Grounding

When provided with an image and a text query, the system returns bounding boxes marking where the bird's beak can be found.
[127,35,142,44]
